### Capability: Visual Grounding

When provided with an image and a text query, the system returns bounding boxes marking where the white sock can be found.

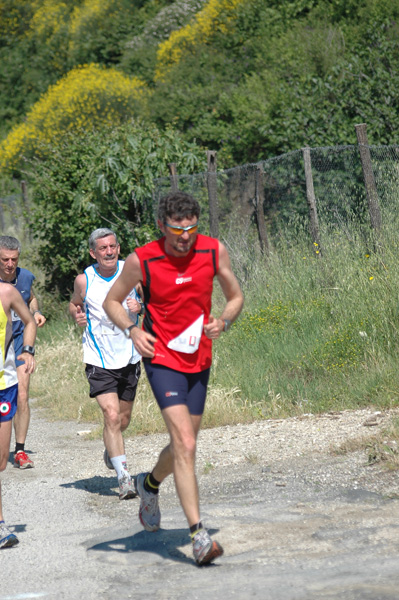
[110,455,130,480]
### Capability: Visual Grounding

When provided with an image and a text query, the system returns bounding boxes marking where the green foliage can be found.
[3,0,399,165]
[0,1,72,138]
[119,0,207,81]
[145,0,399,164]
[68,0,138,66]
[0,64,146,173]
[0,0,163,138]
[213,218,399,416]
[24,120,206,296]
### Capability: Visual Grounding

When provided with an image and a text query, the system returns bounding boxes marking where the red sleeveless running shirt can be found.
[136,234,219,373]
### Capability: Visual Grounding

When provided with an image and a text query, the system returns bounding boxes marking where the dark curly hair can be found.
[158,192,200,223]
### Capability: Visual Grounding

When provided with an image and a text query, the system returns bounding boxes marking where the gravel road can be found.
[1,401,399,599]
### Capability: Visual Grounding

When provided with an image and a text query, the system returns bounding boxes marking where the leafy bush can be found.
[0,1,72,137]
[155,0,245,80]
[147,0,399,164]
[0,64,146,173]
[24,121,206,296]
[120,0,207,82]
[3,0,399,166]
[68,0,139,66]
[0,0,159,138]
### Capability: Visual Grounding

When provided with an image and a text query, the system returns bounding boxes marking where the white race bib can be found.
[167,314,204,354]
[11,309,21,322]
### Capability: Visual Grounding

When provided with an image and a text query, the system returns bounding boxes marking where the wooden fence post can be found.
[206,150,219,238]
[0,199,4,231]
[168,163,178,193]
[19,180,29,232]
[355,123,382,231]
[21,180,29,206]
[302,146,321,255]
[255,165,270,255]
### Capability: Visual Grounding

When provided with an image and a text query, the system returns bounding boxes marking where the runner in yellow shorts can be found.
[0,283,36,548]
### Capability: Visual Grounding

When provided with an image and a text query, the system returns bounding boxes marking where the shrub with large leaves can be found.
[25,121,206,296]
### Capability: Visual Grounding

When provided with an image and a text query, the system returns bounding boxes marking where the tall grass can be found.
[215,214,399,418]
[29,213,399,436]
[31,314,258,436]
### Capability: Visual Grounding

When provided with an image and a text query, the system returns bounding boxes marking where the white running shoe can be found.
[192,528,223,565]
[118,474,137,500]
[135,472,161,531]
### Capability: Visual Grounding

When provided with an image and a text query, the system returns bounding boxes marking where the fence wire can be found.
[153,144,399,253]
[3,143,399,256]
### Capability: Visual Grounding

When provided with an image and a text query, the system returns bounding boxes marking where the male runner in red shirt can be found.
[103,191,244,565]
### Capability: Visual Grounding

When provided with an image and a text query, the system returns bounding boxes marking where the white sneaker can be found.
[192,528,223,565]
[135,472,161,531]
[118,474,137,500]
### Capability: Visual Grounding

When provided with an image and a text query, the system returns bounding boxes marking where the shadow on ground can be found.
[88,527,221,567]
[61,475,118,497]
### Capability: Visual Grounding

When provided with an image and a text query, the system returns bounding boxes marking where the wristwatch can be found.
[123,324,137,338]
[22,345,35,355]
[223,319,232,332]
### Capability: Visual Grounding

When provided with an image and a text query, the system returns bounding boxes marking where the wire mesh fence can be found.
[154,139,399,259]
[2,125,399,264]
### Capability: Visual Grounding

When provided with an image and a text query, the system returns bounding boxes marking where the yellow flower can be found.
[0,64,146,171]
[155,0,245,80]
[369,276,374,281]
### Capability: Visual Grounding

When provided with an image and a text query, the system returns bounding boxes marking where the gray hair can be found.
[0,235,21,253]
[88,228,118,251]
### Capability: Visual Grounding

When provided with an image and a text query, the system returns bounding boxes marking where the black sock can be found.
[15,443,24,454]
[190,522,204,537]
[144,472,160,494]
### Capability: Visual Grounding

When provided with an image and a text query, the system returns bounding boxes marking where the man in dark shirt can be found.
[0,236,46,469]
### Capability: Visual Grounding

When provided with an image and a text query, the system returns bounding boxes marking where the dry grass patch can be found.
[333,417,399,470]
[201,385,261,429]
[31,328,259,437]
[31,326,92,421]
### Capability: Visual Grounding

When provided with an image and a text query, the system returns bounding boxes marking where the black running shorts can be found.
[85,361,141,401]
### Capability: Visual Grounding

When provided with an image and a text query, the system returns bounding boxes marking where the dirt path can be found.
[1,403,399,599]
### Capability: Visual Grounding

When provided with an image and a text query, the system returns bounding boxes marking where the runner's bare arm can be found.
[103,253,157,357]
[10,287,36,373]
[28,290,47,327]
[126,281,144,314]
[204,241,244,339]
[69,274,87,327]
